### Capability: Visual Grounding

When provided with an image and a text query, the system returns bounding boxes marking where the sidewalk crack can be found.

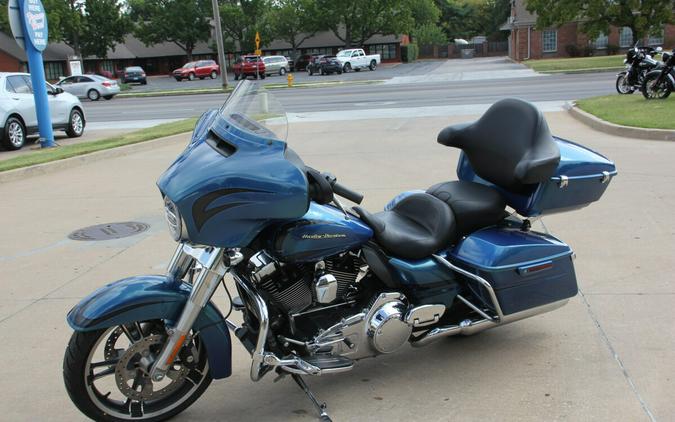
[579,290,657,422]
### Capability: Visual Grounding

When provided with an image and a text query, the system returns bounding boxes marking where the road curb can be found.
[565,101,675,141]
[0,132,189,184]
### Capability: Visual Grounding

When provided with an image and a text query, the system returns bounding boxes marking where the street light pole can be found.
[211,0,228,89]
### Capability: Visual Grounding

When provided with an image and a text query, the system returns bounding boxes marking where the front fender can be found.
[67,275,232,379]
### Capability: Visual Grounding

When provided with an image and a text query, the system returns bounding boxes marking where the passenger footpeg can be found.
[292,374,332,422]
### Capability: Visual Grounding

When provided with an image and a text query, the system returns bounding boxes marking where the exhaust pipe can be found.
[411,299,568,347]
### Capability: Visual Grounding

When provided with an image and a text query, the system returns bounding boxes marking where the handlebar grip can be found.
[332,182,364,204]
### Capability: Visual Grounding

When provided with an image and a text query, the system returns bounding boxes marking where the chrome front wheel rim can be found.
[8,121,24,147]
[84,322,208,420]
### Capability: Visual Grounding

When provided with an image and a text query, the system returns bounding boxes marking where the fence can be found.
[418,41,508,59]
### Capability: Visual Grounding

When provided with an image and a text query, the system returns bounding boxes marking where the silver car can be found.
[262,56,290,76]
[0,72,85,150]
[56,74,121,101]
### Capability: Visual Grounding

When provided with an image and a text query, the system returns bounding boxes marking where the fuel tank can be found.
[270,202,373,262]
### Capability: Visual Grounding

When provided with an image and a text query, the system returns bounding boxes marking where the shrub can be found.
[565,44,581,57]
[581,45,595,57]
[402,43,419,62]
[607,44,619,55]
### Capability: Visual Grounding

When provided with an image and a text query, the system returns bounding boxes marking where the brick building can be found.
[502,0,675,61]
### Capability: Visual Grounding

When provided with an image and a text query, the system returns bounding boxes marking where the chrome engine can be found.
[248,251,447,361]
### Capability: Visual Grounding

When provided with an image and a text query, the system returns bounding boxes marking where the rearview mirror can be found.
[656,46,663,53]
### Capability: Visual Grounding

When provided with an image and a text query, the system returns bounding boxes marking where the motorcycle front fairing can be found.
[157,111,309,248]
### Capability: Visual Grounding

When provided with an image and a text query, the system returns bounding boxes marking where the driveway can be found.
[0,110,672,421]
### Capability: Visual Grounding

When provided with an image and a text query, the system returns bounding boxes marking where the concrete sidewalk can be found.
[0,112,673,421]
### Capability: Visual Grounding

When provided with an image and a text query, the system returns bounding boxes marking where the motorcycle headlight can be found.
[163,196,186,241]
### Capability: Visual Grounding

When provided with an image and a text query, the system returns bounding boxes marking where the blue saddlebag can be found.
[449,227,577,315]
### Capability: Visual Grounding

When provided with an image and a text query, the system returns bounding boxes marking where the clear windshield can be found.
[219,80,288,141]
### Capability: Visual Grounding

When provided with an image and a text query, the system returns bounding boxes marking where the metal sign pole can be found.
[210,0,228,89]
[11,0,54,148]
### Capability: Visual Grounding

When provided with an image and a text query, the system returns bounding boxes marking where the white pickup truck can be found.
[335,49,381,72]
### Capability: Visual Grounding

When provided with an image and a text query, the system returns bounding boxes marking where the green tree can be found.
[219,0,272,54]
[476,0,510,40]
[436,0,481,40]
[269,0,320,59]
[0,0,9,34]
[414,23,448,45]
[129,0,211,61]
[525,0,674,44]
[81,0,130,58]
[316,0,415,48]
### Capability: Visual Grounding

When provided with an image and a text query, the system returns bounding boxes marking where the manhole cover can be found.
[68,222,150,241]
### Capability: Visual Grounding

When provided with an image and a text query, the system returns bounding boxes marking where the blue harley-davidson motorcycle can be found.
[63,81,617,421]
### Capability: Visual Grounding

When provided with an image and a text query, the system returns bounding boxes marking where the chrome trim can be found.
[151,247,226,380]
[166,243,194,281]
[456,294,494,321]
[558,175,569,189]
[432,255,504,320]
[411,299,568,347]
[404,304,446,327]
[601,171,611,184]
[231,272,270,381]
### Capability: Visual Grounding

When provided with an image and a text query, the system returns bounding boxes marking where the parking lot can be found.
[0,108,673,421]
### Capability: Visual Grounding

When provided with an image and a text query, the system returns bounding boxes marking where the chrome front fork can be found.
[150,244,242,382]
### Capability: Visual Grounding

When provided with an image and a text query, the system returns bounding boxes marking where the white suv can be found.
[0,72,85,150]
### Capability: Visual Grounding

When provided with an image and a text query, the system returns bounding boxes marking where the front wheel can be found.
[65,108,85,138]
[641,73,672,100]
[343,63,351,73]
[615,73,634,94]
[63,321,212,422]
[279,67,286,76]
[188,73,195,81]
[210,71,217,79]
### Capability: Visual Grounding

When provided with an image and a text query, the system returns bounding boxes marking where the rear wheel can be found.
[65,108,85,138]
[309,67,314,76]
[641,73,672,99]
[63,320,212,422]
[87,89,101,101]
[104,95,113,100]
[2,116,26,150]
[615,73,634,94]
[279,67,286,76]
[369,60,377,71]
[234,72,239,80]
[260,73,266,80]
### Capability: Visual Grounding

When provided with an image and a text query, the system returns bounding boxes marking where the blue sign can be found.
[22,0,48,51]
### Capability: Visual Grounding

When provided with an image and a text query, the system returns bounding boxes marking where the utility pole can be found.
[211,0,228,89]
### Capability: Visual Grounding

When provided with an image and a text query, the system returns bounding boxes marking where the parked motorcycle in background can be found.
[642,48,675,99]
[62,81,617,422]
[616,44,662,94]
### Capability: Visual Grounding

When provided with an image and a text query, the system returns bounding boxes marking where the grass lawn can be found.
[0,117,197,173]
[525,55,625,72]
[576,95,675,130]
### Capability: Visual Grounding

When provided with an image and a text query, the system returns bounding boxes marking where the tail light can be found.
[102,81,112,87]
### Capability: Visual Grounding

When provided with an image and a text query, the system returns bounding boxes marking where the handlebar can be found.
[331,181,364,204]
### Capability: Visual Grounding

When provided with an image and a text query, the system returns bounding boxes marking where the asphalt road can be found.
[84,71,617,124]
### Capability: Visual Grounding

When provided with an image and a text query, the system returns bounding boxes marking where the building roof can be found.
[0,31,27,61]
[501,0,538,30]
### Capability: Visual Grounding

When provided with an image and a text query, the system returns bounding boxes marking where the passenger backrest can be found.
[437,98,560,193]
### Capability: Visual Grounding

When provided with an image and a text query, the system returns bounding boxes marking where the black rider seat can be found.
[354,193,455,260]
[427,180,506,239]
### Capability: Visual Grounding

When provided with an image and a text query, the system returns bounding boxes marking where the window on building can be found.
[305,47,333,56]
[619,27,633,47]
[100,60,114,73]
[542,30,557,53]
[368,44,397,60]
[594,33,608,49]
[648,28,664,46]
[44,61,64,80]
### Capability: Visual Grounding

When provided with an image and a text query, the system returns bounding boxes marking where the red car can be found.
[172,59,220,81]
[233,56,266,80]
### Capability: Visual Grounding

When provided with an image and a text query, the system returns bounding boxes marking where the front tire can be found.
[188,73,195,81]
[87,89,101,101]
[210,71,217,79]
[65,108,85,138]
[343,62,351,73]
[641,73,672,99]
[2,116,26,150]
[63,322,212,422]
[615,73,634,94]
[279,68,286,76]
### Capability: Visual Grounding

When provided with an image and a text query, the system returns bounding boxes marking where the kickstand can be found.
[291,374,332,422]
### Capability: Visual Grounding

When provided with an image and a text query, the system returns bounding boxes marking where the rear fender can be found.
[66,275,232,379]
